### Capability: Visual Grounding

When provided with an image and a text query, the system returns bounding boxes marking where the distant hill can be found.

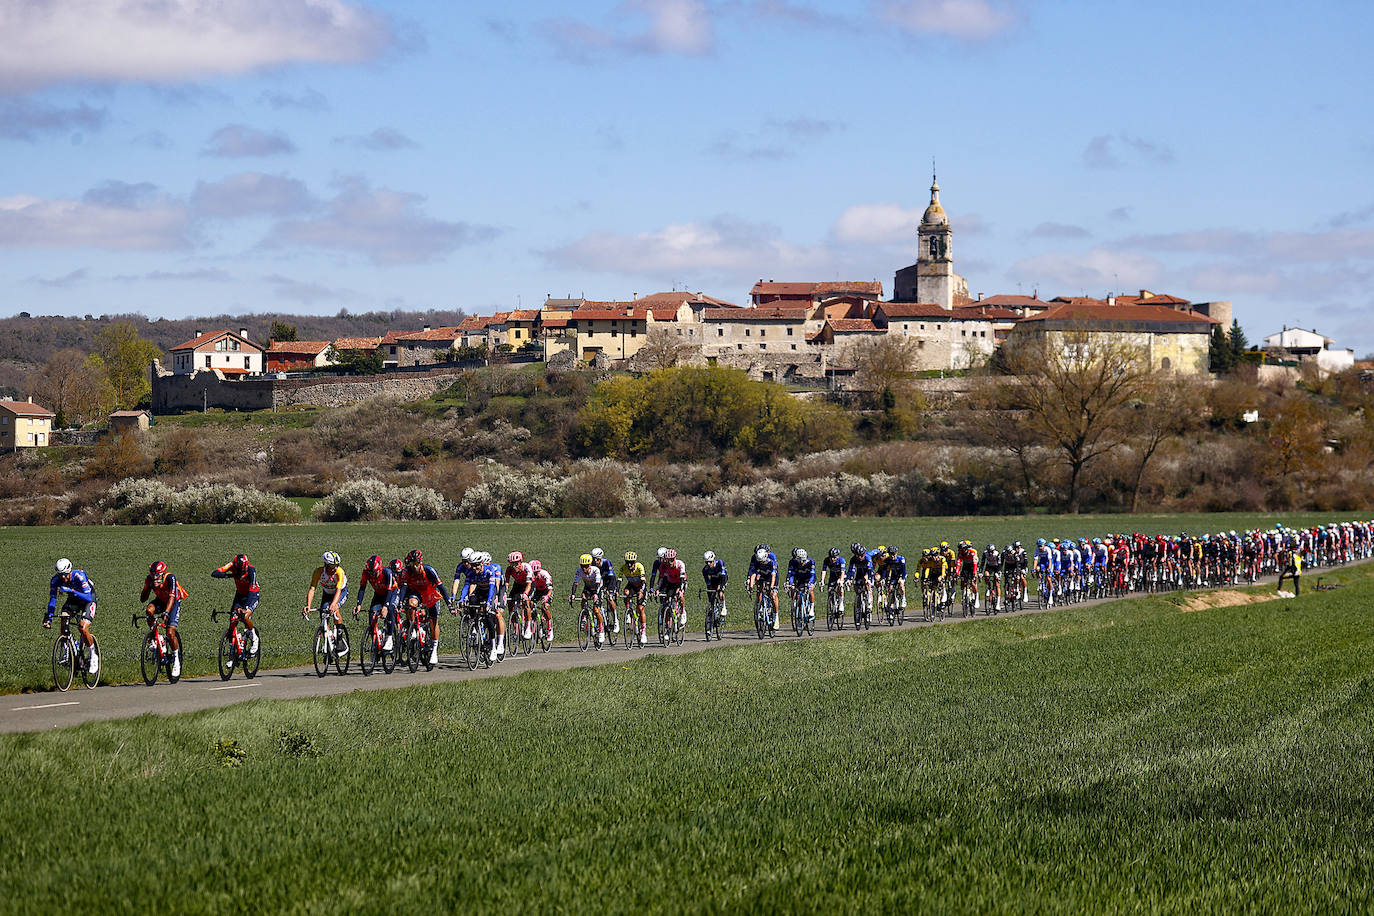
[0,308,471,400]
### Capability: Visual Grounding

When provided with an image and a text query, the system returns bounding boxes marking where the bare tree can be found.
[32,348,114,426]
[635,327,690,370]
[848,334,922,406]
[1125,374,1205,512]
[980,329,1152,513]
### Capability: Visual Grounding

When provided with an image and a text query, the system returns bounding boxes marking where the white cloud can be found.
[0,191,191,250]
[0,0,398,94]
[831,203,922,245]
[545,0,715,60]
[332,127,418,150]
[873,0,1016,40]
[203,125,297,158]
[267,178,498,264]
[0,98,106,140]
[1006,248,1163,294]
[192,173,315,219]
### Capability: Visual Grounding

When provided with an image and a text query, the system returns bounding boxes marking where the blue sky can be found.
[2,0,1371,353]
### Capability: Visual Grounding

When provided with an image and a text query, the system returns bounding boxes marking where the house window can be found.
[745,329,751,337]
[244,356,251,369]
[790,344,797,351]
[904,324,909,331]
[230,339,240,351]
[760,329,766,337]
[920,324,925,330]
[390,347,397,355]
[717,328,724,337]
[962,330,967,337]
[917,340,925,349]
[204,355,212,367]
[736,344,743,350]
[760,344,767,351]
[786,327,793,336]
[1161,357,1172,370]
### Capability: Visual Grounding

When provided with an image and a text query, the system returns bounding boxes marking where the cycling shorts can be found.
[153,600,182,629]
[231,593,260,612]
[317,587,349,610]
[61,596,96,623]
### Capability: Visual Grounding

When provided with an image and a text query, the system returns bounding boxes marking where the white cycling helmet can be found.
[755,548,767,562]
[55,558,72,575]
[322,551,341,567]
[703,550,716,562]
[460,547,474,562]
[795,548,807,562]
[656,547,667,559]
[479,551,492,565]
[591,547,604,561]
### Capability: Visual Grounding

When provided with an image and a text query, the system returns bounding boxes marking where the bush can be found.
[457,464,567,519]
[102,479,301,525]
[311,478,454,521]
[558,459,659,518]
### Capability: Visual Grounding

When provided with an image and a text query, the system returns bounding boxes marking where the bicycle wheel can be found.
[602,603,616,648]
[52,635,75,692]
[673,599,685,646]
[360,626,377,676]
[538,614,551,653]
[577,610,590,652]
[792,596,803,636]
[463,621,479,670]
[141,631,160,685]
[79,635,100,689]
[313,626,330,677]
[242,627,261,679]
[217,628,235,681]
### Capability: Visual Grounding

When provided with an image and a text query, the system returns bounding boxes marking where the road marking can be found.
[11,701,80,711]
[207,683,262,691]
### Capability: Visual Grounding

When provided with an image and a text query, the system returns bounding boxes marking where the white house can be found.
[168,329,265,376]
[1263,327,1354,374]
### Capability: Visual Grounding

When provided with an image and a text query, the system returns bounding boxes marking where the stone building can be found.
[892,176,969,308]
[1013,301,1215,374]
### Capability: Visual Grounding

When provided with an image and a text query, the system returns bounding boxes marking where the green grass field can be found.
[3,560,1373,913]
[1,511,1362,693]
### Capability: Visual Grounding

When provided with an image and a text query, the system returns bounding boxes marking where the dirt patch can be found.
[1179,590,1278,612]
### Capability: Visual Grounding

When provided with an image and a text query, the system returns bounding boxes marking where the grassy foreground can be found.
[4,563,1374,913]
[1,510,1361,692]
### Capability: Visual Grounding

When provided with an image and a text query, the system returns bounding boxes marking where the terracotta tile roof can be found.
[542,318,570,328]
[395,326,460,343]
[332,336,382,351]
[751,280,883,297]
[507,310,540,321]
[267,340,331,354]
[827,319,883,333]
[702,306,808,321]
[110,409,150,418]
[1020,302,1217,326]
[170,329,259,351]
[953,305,1023,320]
[0,399,55,417]
[456,317,491,331]
[634,291,741,309]
[379,329,416,345]
[973,294,1051,309]
[877,302,949,318]
[570,310,651,321]
[1114,290,1190,306]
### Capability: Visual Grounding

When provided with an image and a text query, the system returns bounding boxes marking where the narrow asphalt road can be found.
[0,569,1333,734]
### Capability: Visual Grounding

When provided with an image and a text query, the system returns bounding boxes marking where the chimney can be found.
[977,292,983,301]
[423,324,431,332]
[239,327,248,339]
[194,328,202,337]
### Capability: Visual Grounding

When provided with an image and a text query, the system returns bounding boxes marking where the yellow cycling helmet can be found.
[940,541,949,549]
[579,553,593,566]
[624,551,638,563]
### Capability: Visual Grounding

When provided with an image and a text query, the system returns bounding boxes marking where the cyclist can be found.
[45,558,99,677]
[529,560,554,642]
[648,547,668,591]
[884,545,907,611]
[747,544,780,630]
[591,548,620,637]
[1034,538,1054,605]
[573,553,606,647]
[353,554,399,652]
[956,541,980,610]
[622,551,649,645]
[981,544,1002,611]
[505,551,534,640]
[917,548,944,609]
[211,553,260,655]
[454,550,499,661]
[303,549,348,627]
[658,548,688,630]
[142,560,187,679]
[820,547,846,616]
[702,550,729,621]
[846,542,874,621]
[786,548,816,623]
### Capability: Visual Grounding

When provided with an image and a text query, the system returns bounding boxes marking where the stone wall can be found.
[151,361,473,413]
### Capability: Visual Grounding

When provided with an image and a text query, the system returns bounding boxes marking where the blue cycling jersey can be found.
[48,569,96,611]
[885,554,906,579]
[846,554,873,581]
[821,556,845,582]
[748,552,778,579]
[457,562,500,604]
[702,559,728,586]
[786,558,815,587]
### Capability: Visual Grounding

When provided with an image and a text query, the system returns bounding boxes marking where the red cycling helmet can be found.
[405,548,423,566]
[232,554,249,573]
[365,555,383,575]
[389,558,404,574]
[149,560,167,578]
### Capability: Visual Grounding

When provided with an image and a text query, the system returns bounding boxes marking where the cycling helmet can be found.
[579,554,593,566]
[365,555,383,575]
[791,546,802,558]
[405,548,423,566]
[460,547,474,562]
[149,560,167,578]
[664,548,677,561]
[828,547,840,559]
[1036,538,1046,547]
[479,552,492,565]
[796,548,808,562]
[656,547,667,559]
[323,551,341,567]
[940,541,949,549]
[1013,541,1021,549]
[1093,538,1102,545]
[703,550,715,562]
[508,551,523,564]
[625,551,638,563]
[877,545,888,556]
[389,558,403,574]
[529,560,542,574]
[232,553,249,572]
[591,547,604,561]
[851,542,864,555]
[756,548,768,562]
[55,558,72,575]
[987,544,996,552]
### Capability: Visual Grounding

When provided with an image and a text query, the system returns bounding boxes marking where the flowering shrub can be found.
[559,459,659,518]
[457,464,567,519]
[102,478,301,525]
[311,478,454,521]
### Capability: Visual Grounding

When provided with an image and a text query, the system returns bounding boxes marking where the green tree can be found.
[1228,319,1250,364]
[1209,325,1235,373]
[96,321,162,410]
[270,321,298,342]
[330,347,384,375]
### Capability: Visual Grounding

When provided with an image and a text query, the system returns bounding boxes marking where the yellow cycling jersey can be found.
[310,566,347,593]
[918,557,946,579]
[620,561,646,581]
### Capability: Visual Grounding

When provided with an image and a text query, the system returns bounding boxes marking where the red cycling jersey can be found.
[658,560,685,586]
[957,550,978,579]
[506,562,531,590]
[531,569,553,594]
[400,565,444,608]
